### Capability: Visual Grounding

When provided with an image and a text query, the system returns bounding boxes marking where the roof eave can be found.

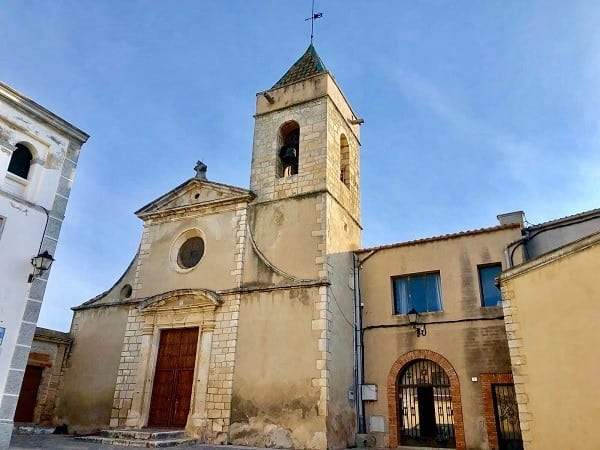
[355,223,522,254]
[0,82,89,144]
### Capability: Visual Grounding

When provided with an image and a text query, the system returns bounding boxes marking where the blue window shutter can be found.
[479,265,502,307]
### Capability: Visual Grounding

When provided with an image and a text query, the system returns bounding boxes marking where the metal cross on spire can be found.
[305,0,323,44]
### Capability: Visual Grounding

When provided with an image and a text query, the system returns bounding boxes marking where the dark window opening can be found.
[277,121,300,178]
[393,272,442,314]
[479,264,503,307]
[7,144,33,179]
[120,284,133,299]
[177,237,205,269]
[340,134,350,188]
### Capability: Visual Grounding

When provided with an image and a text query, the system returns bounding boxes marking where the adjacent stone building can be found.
[0,82,88,449]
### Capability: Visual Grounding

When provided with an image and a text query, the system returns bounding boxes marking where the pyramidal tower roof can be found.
[272,44,328,89]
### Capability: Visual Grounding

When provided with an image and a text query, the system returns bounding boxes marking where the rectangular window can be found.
[393,272,442,315]
[479,264,503,307]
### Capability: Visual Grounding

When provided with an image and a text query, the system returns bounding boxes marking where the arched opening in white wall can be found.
[277,121,300,178]
[7,143,33,180]
[339,134,350,188]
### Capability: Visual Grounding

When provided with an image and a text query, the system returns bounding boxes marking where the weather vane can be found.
[305,0,323,44]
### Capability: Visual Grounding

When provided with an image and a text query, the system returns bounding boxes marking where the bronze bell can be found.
[279,145,298,165]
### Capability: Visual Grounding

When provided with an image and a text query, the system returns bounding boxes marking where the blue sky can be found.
[1,1,599,331]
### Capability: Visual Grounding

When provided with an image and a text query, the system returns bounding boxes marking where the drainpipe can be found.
[352,253,366,434]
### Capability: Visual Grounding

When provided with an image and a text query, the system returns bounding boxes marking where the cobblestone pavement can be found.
[9,433,265,450]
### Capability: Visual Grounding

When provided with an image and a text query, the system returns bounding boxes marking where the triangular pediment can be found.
[135,178,254,218]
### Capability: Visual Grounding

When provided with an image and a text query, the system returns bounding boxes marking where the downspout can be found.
[353,253,366,434]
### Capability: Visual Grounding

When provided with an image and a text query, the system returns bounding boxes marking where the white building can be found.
[0,82,88,448]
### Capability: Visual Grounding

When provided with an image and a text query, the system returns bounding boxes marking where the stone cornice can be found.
[72,281,330,311]
[139,194,253,223]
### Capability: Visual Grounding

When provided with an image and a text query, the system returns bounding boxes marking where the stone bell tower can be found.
[249,43,361,259]
[231,44,363,449]
[250,44,360,237]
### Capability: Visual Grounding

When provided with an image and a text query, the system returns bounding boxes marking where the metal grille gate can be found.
[492,384,523,450]
[398,359,455,448]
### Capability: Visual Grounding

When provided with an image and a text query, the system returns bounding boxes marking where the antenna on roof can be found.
[305,0,323,44]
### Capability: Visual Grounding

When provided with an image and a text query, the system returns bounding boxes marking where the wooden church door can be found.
[148,327,198,428]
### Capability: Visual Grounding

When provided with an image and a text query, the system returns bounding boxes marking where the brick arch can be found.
[386,350,466,450]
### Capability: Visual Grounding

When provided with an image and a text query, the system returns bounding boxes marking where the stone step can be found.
[76,435,196,448]
[100,429,188,440]
[13,425,55,435]
[397,446,450,450]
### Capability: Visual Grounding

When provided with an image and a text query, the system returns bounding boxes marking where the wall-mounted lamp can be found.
[28,250,54,283]
[407,308,427,337]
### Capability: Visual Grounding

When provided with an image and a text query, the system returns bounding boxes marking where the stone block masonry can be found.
[500,285,532,448]
[110,293,241,442]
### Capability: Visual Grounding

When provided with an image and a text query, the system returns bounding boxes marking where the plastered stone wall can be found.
[243,195,324,283]
[231,286,326,449]
[56,306,130,432]
[323,196,361,448]
[500,235,600,450]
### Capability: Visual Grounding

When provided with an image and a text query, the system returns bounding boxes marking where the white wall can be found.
[0,197,46,392]
[0,83,87,449]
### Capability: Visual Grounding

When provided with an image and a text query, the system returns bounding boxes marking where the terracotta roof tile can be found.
[356,223,521,254]
[272,44,327,89]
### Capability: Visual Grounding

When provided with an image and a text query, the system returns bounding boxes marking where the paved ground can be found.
[9,433,258,450]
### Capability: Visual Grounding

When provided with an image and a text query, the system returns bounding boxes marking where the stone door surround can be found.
[111,289,220,434]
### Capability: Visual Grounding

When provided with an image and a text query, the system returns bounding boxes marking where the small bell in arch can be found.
[279,145,298,177]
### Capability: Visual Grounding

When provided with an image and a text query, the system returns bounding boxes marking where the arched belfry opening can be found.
[277,121,300,178]
[339,134,350,188]
[7,143,33,179]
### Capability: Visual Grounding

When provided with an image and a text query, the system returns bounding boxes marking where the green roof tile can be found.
[272,44,328,89]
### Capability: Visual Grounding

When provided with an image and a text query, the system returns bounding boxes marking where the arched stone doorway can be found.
[387,350,466,450]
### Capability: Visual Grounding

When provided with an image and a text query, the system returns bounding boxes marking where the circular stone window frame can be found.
[170,228,206,274]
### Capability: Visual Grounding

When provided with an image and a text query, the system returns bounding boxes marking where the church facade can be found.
[58,45,361,449]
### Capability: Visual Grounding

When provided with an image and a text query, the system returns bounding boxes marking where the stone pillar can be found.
[125,323,154,428]
[188,323,215,436]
